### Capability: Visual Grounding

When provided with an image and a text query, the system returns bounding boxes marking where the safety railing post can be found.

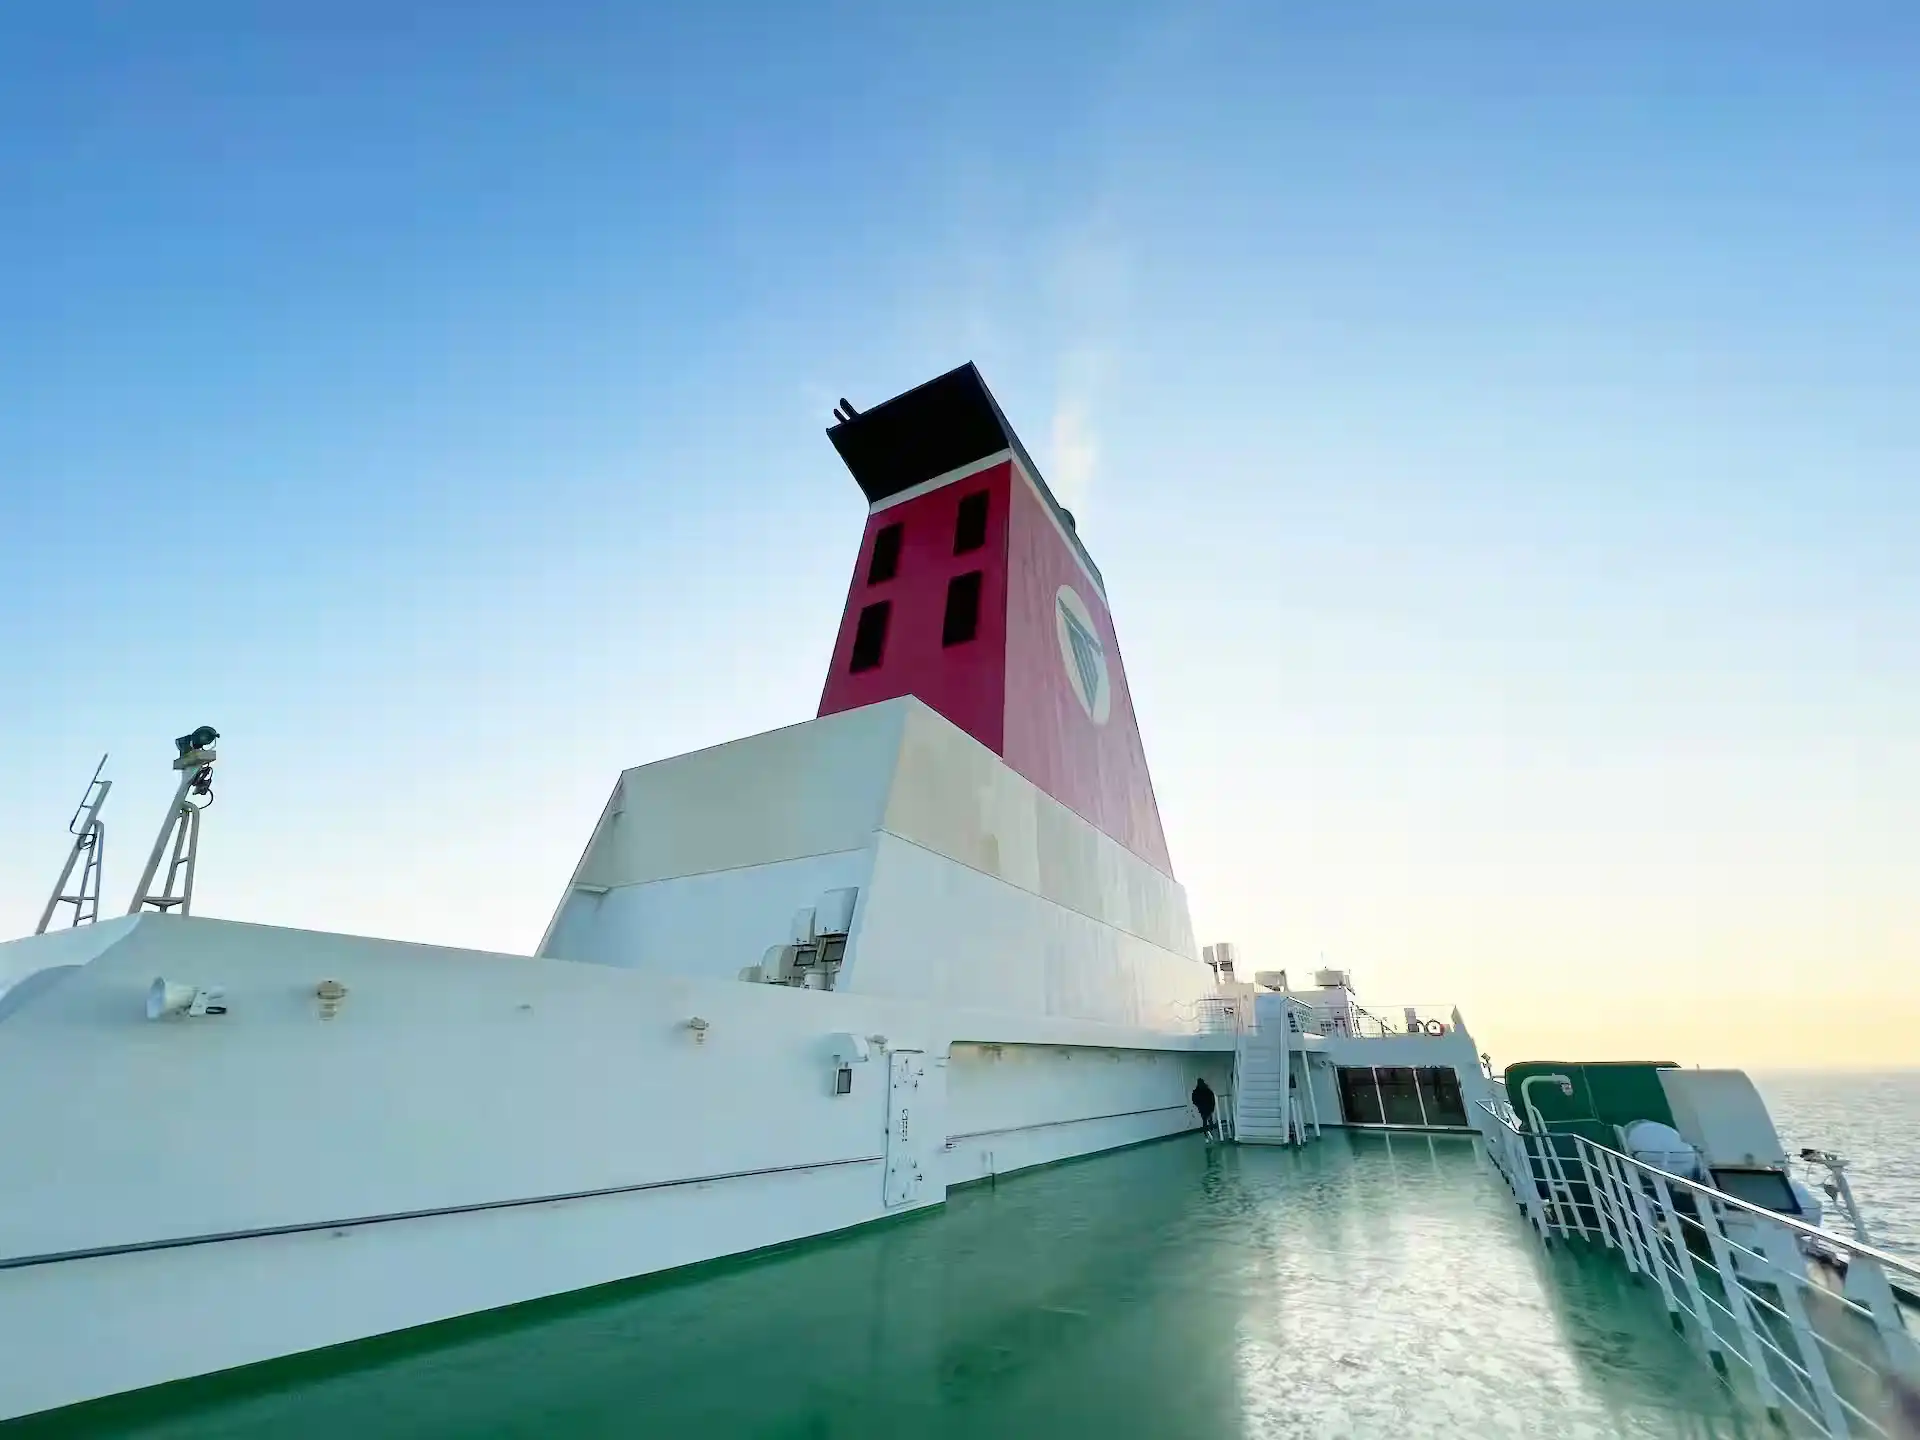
[1695,1193,1786,1424]
[1593,1146,1646,1279]
[1622,1152,1684,1327]
[1572,1142,1612,1250]
[1519,1132,1556,1239]
[1538,1132,1586,1239]
[1635,1159,1728,1374]
[1775,1263,1852,1436]
[1646,1169,1722,1366]
[1840,1252,1920,1374]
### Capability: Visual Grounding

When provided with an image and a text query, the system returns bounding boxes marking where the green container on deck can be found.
[1503,1061,1679,1146]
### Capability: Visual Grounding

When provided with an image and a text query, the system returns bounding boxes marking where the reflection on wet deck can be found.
[16,1131,1759,1438]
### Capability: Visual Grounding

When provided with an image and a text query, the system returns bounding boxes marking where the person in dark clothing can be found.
[1191,1077,1218,1140]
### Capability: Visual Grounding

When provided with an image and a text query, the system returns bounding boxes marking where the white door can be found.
[884,1050,930,1208]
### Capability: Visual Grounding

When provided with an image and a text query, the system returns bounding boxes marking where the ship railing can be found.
[1202,996,1465,1041]
[1278,997,1324,1035]
[1195,996,1253,1035]
[1297,1003,1463,1040]
[1474,1100,1920,1438]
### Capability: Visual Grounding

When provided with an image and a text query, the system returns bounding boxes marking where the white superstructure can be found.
[0,367,1495,1422]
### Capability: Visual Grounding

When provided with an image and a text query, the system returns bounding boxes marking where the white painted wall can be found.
[0,917,931,1262]
[846,832,1208,1030]
[882,702,1196,957]
[943,1042,1228,1184]
[0,693,1503,1420]
[0,913,1229,1420]
[1,1155,890,1424]
[537,699,1210,1030]
[542,848,872,980]
[0,913,139,998]
[565,702,908,890]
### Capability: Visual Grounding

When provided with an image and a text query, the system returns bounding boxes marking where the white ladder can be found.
[35,755,111,934]
[1233,1022,1294,1143]
[1231,1007,1323,1146]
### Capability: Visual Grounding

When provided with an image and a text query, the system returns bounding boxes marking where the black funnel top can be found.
[827,363,1103,593]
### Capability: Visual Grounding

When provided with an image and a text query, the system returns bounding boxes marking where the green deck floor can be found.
[10,1132,1763,1439]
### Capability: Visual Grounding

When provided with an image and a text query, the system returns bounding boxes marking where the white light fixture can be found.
[146,977,226,1020]
[828,1032,870,1066]
[687,1016,710,1043]
[827,1033,868,1097]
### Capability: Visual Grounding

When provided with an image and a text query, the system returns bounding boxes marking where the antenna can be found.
[34,755,112,934]
[128,727,220,918]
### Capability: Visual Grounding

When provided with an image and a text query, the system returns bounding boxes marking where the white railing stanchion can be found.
[1518,1132,1555,1239]
[1572,1143,1613,1251]
[1595,1148,1646,1279]
[1622,1149,1686,1329]
[1646,1169,1722,1366]
[1537,1132,1584,1238]
[1842,1253,1920,1376]
[1697,1196,1788,1423]
[1768,1251,1853,1437]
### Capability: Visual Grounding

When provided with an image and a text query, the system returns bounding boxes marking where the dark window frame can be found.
[942,570,983,647]
[866,523,903,585]
[1337,1066,1384,1125]
[953,490,989,554]
[849,601,890,673]
[1417,1067,1468,1127]
[1375,1066,1425,1126]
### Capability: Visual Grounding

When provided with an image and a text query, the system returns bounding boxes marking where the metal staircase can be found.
[1231,997,1324,1146]
[1233,1022,1297,1144]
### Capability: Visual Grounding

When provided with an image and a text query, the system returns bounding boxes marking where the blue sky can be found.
[3,3,1914,1065]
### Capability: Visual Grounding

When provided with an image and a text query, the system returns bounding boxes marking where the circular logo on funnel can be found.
[1054,585,1111,724]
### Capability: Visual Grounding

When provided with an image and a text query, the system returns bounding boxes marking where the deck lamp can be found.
[174,726,219,758]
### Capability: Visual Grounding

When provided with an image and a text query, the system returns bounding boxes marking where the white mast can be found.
[34,755,112,935]
[128,727,220,917]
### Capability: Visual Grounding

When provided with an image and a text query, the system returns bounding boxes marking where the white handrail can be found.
[1474,1100,1920,1438]
[1480,1103,1920,1282]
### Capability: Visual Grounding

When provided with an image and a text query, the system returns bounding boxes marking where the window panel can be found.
[1337,1067,1383,1125]
[1376,1067,1425,1126]
[849,601,890,673]
[954,491,989,554]
[866,523,902,585]
[942,570,982,646]
[1417,1067,1468,1127]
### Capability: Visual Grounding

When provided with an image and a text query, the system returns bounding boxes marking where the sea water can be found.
[1755,1069,1920,1259]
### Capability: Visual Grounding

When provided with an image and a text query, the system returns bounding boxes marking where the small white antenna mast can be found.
[34,754,112,934]
[128,727,220,917]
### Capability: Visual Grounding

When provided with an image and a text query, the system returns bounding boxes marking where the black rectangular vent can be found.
[850,601,890,673]
[866,523,902,585]
[942,571,982,647]
[954,491,988,554]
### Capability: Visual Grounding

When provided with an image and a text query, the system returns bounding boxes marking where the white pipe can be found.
[1518,1072,1573,1136]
